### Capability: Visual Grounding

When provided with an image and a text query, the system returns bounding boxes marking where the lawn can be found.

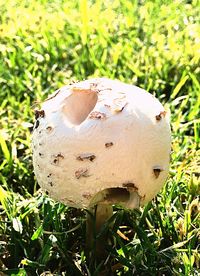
[0,0,199,275]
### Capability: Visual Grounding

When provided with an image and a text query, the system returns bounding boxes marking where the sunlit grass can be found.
[0,0,199,275]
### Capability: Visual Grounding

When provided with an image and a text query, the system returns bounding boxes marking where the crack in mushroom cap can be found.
[32,78,171,209]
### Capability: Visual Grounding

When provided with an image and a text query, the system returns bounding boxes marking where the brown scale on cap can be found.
[82,192,92,199]
[53,153,64,165]
[75,168,89,179]
[68,199,75,205]
[89,111,106,120]
[105,142,113,148]
[46,126,53,133]
[104,104,111,108]
[155,111,167,121]
[76,153,96,162]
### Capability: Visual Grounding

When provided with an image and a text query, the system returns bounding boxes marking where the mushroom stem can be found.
[86,203,113,259]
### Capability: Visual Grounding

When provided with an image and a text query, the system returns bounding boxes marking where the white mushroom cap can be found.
[32,78,171,209]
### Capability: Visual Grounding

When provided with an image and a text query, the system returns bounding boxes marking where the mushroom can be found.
[32,78,171,258]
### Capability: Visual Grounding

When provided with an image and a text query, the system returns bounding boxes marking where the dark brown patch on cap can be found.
[76,153,96,162]
[89,111,106,120]
[105,142,113,148]
[122,182,138,191]
[75,168,89,179]
[49,181,53,187]
[155,111,167,121]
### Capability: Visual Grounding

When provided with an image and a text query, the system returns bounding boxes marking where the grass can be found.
[0,0,199,275]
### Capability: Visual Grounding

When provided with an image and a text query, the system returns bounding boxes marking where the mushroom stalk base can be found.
[86,203,113,259]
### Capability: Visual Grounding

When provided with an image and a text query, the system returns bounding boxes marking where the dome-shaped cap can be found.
[32,78,171,209]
